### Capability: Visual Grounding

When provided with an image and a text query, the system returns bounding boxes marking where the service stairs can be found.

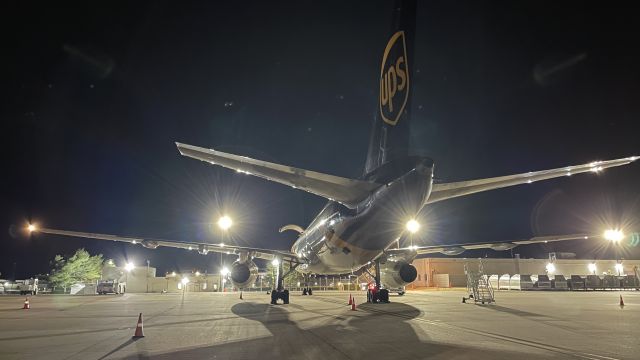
[463,260,495,304]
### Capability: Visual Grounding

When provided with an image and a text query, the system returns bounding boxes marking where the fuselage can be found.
[291,157,434,274]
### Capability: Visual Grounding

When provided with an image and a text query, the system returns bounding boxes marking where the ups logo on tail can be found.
[379,31,409,126]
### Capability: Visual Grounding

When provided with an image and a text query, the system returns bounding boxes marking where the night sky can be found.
[3,1,639,279]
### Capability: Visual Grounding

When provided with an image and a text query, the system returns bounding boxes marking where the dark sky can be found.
[2,1,639,279]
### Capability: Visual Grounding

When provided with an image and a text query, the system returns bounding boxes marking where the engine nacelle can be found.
[229,260,258,289]
[380,260,417,289]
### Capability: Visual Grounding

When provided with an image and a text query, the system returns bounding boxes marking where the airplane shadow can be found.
[116,299,555,360]
[480,304,552,319]
[98,338,137,360]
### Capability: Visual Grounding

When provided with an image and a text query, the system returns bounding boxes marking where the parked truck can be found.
[97,280,121,294]
[1,279,39,295]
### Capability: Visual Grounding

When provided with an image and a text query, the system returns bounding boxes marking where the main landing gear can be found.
[271,289,290,304]
[301,274,313,295]
[270,258,294,305]
[367,258,390,304]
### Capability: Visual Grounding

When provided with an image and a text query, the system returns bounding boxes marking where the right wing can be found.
[31,226,298,263]
[428,156,637,204]
[176,142,381,207]
[387,234,591,256]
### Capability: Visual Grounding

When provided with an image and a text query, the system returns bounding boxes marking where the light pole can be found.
[146,260,150,293]
[615,262,624,276]
[124,262,134,293]
[406,218,420,249]
[217,215,233,292]
[181,276,189,301]
[221,267,229,292]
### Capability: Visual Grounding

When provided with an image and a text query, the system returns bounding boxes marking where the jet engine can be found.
[229,260,258,289]
[380,259,418,289]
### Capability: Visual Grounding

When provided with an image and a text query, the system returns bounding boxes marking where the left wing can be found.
[176,142,381,207]
[387,234,591,256]
[428,156,637,204]
[30,227,297,263]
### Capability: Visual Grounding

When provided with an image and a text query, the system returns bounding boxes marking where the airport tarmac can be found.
[0,290,637,359]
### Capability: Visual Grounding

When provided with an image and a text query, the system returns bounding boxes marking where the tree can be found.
[49,249,104,292]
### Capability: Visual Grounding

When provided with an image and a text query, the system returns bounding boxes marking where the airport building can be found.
[57,258,639,294]
[99,266,223,293]
[410,257,640,288]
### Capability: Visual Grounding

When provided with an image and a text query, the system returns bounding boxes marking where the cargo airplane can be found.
[29,0,637,304]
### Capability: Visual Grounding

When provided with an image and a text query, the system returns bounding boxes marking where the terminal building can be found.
[409,257,640,288]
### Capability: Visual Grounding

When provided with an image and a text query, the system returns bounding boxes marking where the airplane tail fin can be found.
[364,0,417,176]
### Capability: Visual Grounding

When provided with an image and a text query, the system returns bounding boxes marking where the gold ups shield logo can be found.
[379,31,409,126]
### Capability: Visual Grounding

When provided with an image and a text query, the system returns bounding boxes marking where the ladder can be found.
[463,260,495,304]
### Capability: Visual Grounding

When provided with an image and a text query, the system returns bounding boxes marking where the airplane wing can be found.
[387,234,591,256]
[176,142,380,207]
[31,227,298,263]
[427,156,638,204]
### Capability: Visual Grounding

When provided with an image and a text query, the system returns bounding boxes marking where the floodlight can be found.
[406,219,420,234]
[218,216,233,230]
[545,262,556,273]
[604,229,624,243]
[615,263,624,275]
[124,262,135,272]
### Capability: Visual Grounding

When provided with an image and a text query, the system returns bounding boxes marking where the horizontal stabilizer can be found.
[176,142,381,207]
[428,156,637,204]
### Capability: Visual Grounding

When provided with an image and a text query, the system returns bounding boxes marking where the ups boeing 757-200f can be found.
[28,0,637,304]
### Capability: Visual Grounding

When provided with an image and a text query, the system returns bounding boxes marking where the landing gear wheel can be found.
[271,290,290,305]
[367,288,390,303]
[380,289,390,303]
[302,288,308,295]
[308,288,313,295]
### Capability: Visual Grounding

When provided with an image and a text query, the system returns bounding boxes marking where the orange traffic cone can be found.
[620,295,625,307]
[351,297,357,311]
[240,291,243,300]
[348,294,352,305]
[22,298,30,310]
[132,313,145,338]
